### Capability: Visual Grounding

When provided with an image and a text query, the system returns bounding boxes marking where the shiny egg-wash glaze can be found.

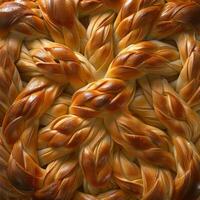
[0,0,199,200]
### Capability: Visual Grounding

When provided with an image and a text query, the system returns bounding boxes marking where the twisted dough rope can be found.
[0,0,200,199]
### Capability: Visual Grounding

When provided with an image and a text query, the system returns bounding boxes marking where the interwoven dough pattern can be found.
[0,0,200,199]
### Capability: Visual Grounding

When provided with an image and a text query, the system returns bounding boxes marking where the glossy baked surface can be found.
[0,0,200,199]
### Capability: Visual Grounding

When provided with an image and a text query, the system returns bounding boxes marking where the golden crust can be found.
[0,0,200,199]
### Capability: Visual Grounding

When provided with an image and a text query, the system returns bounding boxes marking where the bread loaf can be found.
[0,0,200,199]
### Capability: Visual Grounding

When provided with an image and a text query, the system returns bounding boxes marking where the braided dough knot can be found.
[0,0,199,200]
[0,1,47,38]
[27,40,96,88]
[70,78,132,118]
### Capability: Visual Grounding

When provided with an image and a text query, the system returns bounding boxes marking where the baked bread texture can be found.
[0,0,200,199]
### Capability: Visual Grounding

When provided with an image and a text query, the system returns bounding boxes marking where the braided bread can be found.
[0,0,200,199]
